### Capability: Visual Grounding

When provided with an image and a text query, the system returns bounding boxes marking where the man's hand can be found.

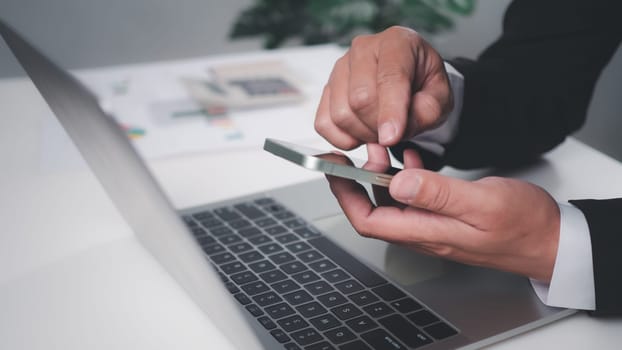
[315,26,453,150]
[326,144,561,282]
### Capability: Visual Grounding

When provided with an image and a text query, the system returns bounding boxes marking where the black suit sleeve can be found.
[568,199,622,316]
[391,0,622,316]
[415,0,621,170]
[443,0,622,316]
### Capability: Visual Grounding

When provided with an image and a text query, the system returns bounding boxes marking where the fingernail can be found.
[379,121,397,145]
[392,174,421,203]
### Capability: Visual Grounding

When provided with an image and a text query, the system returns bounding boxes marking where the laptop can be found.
[0,20,575,350]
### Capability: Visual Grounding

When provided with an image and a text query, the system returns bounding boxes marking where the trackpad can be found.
[312,214,461,287]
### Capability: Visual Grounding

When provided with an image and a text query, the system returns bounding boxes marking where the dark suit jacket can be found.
[393,0,622,315]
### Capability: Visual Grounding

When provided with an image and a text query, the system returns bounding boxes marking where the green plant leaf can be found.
[230,0,476,48]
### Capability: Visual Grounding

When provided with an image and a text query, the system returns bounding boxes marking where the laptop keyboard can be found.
[182,197,458,350]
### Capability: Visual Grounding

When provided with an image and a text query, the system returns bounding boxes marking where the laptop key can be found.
[230,270,258,285]
[259,269,287,284]
[335,280,364,295]
[317,292,347,308]
[202,243,225,255]
[273,210,294,220]
[324,327,356,344]
[213,207,242,222]
[234,293,251,305]
[257,316,277,330]
[286,241,312,254]
[345,315,378,333]
[296,301,327,318]
[283,290,313,305]
[218,234,242,245]
[234,203,266,220]
[265,302,295,319]
[200,218,223,229]
[196,235,215,246]
[363,302,394,318]
[220,261,246,275]
[276,233,300,245]
[191,227,207,237]
[248,234,272,246]
[229,218,252,230]
[305,341,335,350]
[225,282,239,294]
[191,211,214,220]
[309,260,336,273]
[283,218,306,229]
[269,251,296,265]
[407,310,439,327]
[184,218,198,228]
[241,281,270,296]
[309,237,387,288]
[379,314,432,349]
[259,243,283,255]
[271,279,300,294]
[281,261,307,275]
[238,250,263,263]
[270,329,291,344]
[249,260,276,274]
[277,315,309,332]
[361,329,407,350]
[297,250,323,263]
[321,269,349,283]
[371,284,406,301]
[391,298,422,314]
[218,272,228,282]
[292,270,321,285]
[261,201,283,212]
[265,225,288,236]
[211,252,235,265]
[304,280,334,296]
[423,322,458,340]
[239,226,262,238]
[253,291,282,307]
[229,242,253,254]
[331,303,363,320]
[348,291,379,306]
[255,217,278,228]
[293,227,321,239]
[210,226,234,237]
[284,343,301,350]
[290,328,323,346]
[339,340,372,350]
[254,197,275,206]
[309,314,341,331]
[245,303,264,317]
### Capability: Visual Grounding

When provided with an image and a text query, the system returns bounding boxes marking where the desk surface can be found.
[1,46,621,349]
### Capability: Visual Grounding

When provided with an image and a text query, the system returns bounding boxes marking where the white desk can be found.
[1,46,621,349]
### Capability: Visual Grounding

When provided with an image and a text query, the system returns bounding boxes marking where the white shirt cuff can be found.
[408,61,464,156]
[530,202,595,310]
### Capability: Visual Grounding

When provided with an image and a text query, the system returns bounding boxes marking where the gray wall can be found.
[2,0,621,161]
[0,0,261,77]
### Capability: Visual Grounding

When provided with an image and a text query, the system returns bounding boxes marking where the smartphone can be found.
[263,138,401,187]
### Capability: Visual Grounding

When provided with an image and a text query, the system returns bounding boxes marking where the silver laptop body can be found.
[0,19,575,350]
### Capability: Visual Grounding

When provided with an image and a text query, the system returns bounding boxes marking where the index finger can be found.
[376,34,415,146]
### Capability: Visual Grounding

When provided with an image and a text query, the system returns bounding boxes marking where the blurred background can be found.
[1,0,621,161]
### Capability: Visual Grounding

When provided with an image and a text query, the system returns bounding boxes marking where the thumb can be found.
[389,169,482,219]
